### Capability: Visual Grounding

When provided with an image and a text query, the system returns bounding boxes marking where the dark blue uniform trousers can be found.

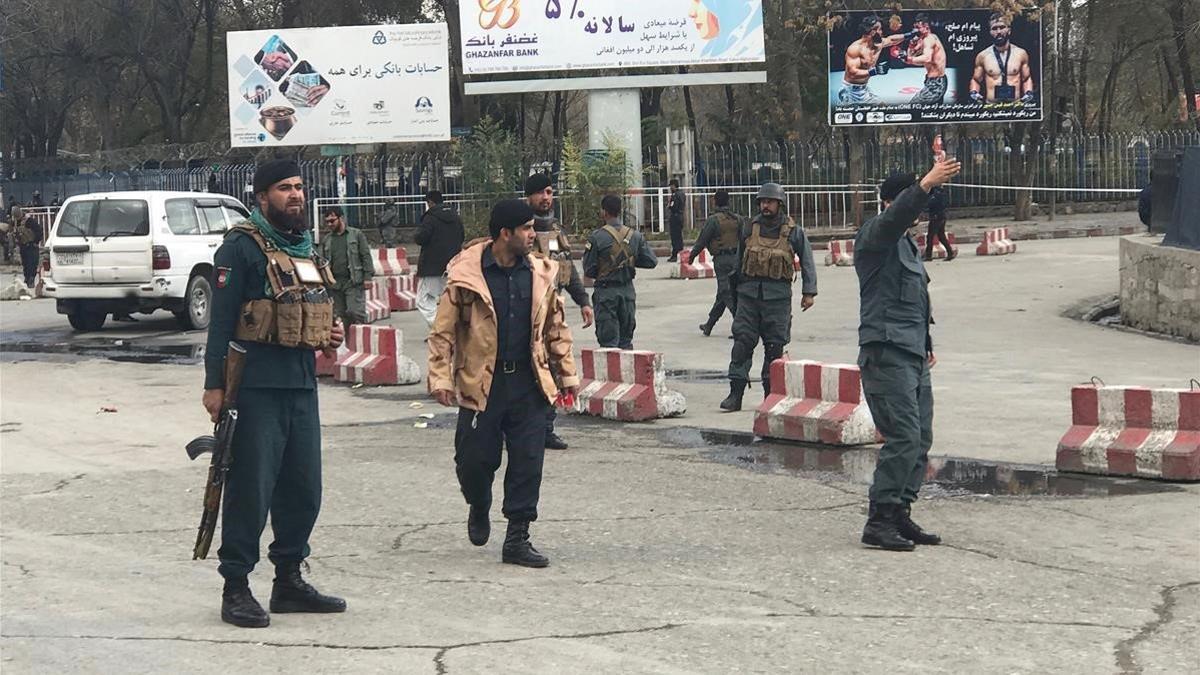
[859,343,934,505]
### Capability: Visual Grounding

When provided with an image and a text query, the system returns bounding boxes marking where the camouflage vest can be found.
[231,224,336,350]
[596,224,635,280]
[713,210,741,253]
[741,217,795,282]
[533,229,573,287]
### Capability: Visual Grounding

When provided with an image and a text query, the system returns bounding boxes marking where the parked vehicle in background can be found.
[42,191,249,331]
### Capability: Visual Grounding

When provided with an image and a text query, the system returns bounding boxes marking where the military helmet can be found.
[756,182,786,202]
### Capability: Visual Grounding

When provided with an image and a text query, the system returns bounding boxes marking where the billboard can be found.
[458,1,765,75]
[226,24,450,147]
[828,10,1042,126]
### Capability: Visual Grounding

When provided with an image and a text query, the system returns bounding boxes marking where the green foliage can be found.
[557,133,632,232]
[457,116,523,239]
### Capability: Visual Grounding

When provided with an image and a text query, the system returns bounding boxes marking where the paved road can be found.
[2,233,1197,673]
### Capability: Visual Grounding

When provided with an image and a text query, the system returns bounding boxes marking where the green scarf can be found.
[249,208,313,258]
[248,208,313,294]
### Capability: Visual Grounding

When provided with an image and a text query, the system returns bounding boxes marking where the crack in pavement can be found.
[392,523,441,551]
[0,622,684,654]
[3,561,33,577]
[941,543,1144,584]
[25,473,86,497]
[1113,581,1200,674]
[763,611,1136,630]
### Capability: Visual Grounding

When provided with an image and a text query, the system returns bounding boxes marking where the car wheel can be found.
[68,310,107,332]
[177,274,212,330]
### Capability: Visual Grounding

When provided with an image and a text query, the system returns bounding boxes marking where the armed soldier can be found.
[855,159,960,552]
[201,159,347,628]
[583,195,658,349]
[525,173,592,450]
[688,189,745,337]
[720,183,817,412]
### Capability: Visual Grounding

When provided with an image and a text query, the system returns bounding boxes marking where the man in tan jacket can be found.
[428,199,578,568]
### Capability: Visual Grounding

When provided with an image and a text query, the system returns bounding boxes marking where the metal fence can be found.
[4,130,1194,222]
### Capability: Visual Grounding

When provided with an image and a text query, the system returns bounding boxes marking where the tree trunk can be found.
[1167,0,1200,130]
[1009,123,1040,221]
[723,84,737,142]
[1162,46,1180,117]
[1078,0,1096,129]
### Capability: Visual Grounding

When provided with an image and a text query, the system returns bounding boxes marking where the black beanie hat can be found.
[524,173,552,196]
[880,172,917,202]
[253,159,302,194]
[489,199,535,239]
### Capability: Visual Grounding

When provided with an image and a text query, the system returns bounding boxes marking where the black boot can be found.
[221,577,269,628]
[501,521,550,568]
[545,431,568,450]
[897,503,941,545]
[468,504,490,546]
[699,322,713,337]
[720,380,747,412]
[861,502,915,551]
[269,562,347,613]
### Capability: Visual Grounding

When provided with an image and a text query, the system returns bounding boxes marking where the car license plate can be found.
[57,252,84,266]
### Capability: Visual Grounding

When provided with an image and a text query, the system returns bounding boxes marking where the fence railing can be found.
[5,130,1194,218]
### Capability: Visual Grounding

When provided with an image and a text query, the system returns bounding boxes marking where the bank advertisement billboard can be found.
[458,0,765,75]
[828,9,1043,126]
[226,24,450,147]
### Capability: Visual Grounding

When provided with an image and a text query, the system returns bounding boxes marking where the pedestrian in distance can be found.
[317,205,375,327]
[202,159,347,627]
[15,208,43,287]
[666,179,686,262]
[689,189,745,337]
[414,190,465,326]
[583,194,659,350]
[720,182,817,412]
[427,199,579,568]
[377,199,400,248]
[854,158,961,552]
[922,186,956,261]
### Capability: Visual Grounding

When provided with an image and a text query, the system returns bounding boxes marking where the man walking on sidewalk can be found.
[414,190,464,325]
[689,189,745,337]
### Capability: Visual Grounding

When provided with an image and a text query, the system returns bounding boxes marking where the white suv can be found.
[43,191,249,331]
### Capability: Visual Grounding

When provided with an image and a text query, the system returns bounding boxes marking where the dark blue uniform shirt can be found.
[482,247,532,364]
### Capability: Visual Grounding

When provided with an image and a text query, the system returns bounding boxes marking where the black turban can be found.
[253,159,302,194]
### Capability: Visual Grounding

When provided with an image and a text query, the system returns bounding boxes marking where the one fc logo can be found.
[478,0,520,30]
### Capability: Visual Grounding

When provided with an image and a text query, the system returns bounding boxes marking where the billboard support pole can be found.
[587,88,644,219]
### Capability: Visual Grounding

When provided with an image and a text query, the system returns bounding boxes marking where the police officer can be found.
[203,159,347,627]
[317,206,375,326]
[720,183,817,412]
[427,199,579,568]
[855,159,960,551]
[688,189,745,337]
[525,174,592,450]
[583,194,659,349]
[15,207,43,288]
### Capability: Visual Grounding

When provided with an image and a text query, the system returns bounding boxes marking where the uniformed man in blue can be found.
[202,159,347,627]
[582,194,659,349]
[688,189,745,337]
[720,183,817,412]
[854,158,961,551]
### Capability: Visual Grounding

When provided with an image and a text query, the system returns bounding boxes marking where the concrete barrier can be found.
[976,227,1017,256]
[373,247,412,276]
[316,341,348,377]
[382,274,418,312]
[333,325,421,386]
[915,232,958,259]
[669,249,716,280]
[754,359,880,446]
[365,278,392,323]
[569,348,686,421]
[824,240,856,267]
[1057,385,1200,480]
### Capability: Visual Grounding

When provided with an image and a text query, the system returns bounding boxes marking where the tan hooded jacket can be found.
[427,239,579,412]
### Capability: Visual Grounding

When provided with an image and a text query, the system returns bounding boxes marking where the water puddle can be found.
[662,428,1184,498]
[0,340,204,365]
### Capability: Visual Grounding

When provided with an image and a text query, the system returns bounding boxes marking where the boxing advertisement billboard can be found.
[828,10,1043,126]
[226,24,450,147]
[458,1,765,75]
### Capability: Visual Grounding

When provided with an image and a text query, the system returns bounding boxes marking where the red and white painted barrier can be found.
[1056,385,1200,480]
[915,232,958,259]
[382,274,418,312]
[568,348,686,421]
[333,325,421,386]
[824,240,856,267]
[754,359,881,446]
[315,341,348,377]
[372,247,412,276]
[670,249,716,279]
[365,278,392,323]
[976,227,1017,256]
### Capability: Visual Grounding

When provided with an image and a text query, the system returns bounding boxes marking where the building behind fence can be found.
[3,130,1193,233]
